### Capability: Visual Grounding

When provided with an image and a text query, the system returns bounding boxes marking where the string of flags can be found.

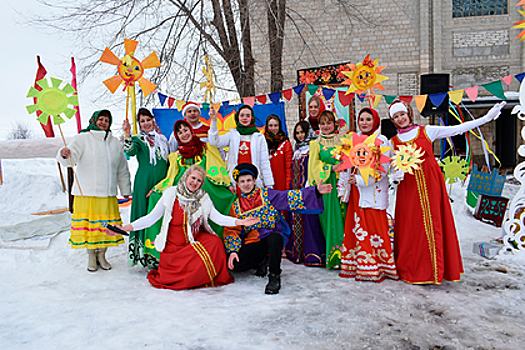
[156,72,524,113]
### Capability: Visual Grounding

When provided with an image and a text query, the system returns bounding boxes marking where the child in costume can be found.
[144,120,234,268]
[337,108,399,282]
[57,110,131,272]
[123,108,169,268]
[389,100,505,284]
[116,165,258,290]
[285,121,326,266]
[264,114,292,191]
[308,110,345,269]
[224,163,330,294]
[208,105,274,189]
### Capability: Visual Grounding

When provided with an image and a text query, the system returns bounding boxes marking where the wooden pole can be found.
[125,86,130,138]
[58,124,84,197]
[0,159,3,185]
[56,162,66,192]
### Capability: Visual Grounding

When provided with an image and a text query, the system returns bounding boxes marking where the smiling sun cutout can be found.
[392,144,425,175]
[99,38,161,97]
[335,132,392,185]
[342,54,389,96]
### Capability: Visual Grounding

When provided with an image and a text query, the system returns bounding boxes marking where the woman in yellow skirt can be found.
[57,110,131,272]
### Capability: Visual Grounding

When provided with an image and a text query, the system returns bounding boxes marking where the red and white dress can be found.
[338,133,398,282]
[269,140,293,191]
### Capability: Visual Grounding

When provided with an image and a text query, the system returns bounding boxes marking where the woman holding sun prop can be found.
[389,99,506,284]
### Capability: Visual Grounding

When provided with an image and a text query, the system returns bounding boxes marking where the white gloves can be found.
[485,101,507,121]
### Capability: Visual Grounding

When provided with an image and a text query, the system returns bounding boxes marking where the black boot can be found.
[255,255,269,277]
[265,273,281,295]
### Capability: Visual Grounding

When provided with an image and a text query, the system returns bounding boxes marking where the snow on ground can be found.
[1,159,525,350]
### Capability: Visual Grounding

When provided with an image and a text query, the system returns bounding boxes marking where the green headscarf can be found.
[235,105,259,135]
[80,110,113,138]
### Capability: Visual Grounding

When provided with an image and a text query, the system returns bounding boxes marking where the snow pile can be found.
[1,159,525,349]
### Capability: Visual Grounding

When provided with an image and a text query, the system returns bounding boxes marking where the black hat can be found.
[232,163,259,182]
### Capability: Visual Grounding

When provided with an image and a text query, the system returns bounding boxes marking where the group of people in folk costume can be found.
[57,96,506,294]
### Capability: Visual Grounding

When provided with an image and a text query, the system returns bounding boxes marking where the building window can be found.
[453,0,508,18]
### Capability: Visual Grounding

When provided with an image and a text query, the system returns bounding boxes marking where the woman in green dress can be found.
[144,119,235,268]
[308,110,345,269]
[123,108,169,268]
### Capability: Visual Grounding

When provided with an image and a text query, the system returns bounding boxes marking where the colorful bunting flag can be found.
[448,90,464,105]
[269,92,281,105]
[176,99,185,111]
[515,72,525,83]
[482,81,506,100]
[414,95,427,113]
[167,97,175,108]
[465,86,479,102]
[322,87,336,100]
[256,95,267,104]
[338,90,353,107]
[502,75,513,86]
[307,84,319,96]
[158,93,167,106]
[399,95,413,104]
[282,88,293,101]
[213,102,221,112]
[429,92,447,107]
[202,102,210,112]
[243,96,255,107]
[371,95,382,108]
[356,93,366,102]
[384,95,397,105]
[293,84,305,96]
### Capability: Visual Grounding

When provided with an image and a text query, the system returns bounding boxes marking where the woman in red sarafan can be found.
[389,100,505,284]
[115,165,258,290]
[264,114,292,191]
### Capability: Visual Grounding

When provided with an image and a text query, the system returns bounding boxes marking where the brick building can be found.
[250,0,522,167]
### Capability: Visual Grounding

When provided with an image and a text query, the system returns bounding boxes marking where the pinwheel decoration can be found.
[99,38,161,135]
[26,77,83,195]
[335,132,392,186]
[392,144,425,175]
[342,54,388,107]
[439,156,468,185]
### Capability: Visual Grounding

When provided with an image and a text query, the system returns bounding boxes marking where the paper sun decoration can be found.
[513,0,525,41]
[200,55,216,103]
[26,77,79,125]
[342,54,388,96]
[392,144,425,175]
[335,132,392,186]
[439,156,468,184]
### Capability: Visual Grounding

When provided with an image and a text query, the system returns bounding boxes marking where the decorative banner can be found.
[298,61,352,85]
[70,57,82,133]
[293,84,305,96]
[392,144,425,174]
[428,92,447,108]
[158,93,167,106]
[269,92,281,105]
[256,95,267,104]
[399,95,413,104]
[243,96,255,107]
[482,81,506,100]
[370,94,382,108]
[202,102,210,112]
[322,87,336,101]
[167,97,175,108]
[439,156,468,185]
[307,84,319,96]
[414,95,428,113]
[199,55,215,103]
[356,93,365,102]
[467,164,506,196]
[384,95,397,105]
[448,90,464,105]
[176,100,185,111]
[337,91,353,107]
[465,86,479,102]
[515,72,525,83]
[502,75,514,86]
[282,88,293,101]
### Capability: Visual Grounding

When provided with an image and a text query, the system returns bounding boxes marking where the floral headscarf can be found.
[174,120,206,159]
[264,115,289,153]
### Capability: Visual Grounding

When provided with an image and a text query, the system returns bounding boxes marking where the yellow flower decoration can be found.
[232,169,240,179]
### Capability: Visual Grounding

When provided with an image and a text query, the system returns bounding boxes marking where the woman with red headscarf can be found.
[306,96,326,135]
[143,120,235,268]
[265,114,292,191]
[337,108,399,282]
[389,100,505,284]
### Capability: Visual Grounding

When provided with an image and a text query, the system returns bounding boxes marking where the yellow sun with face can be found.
[392,144,425,175]
[439,156,468,184]
[342,54,389,95]
[99,38,161,97]
[26,77,79,125]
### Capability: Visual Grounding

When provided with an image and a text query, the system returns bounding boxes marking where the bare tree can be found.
[8,122,33,140]
[30,0,373,100]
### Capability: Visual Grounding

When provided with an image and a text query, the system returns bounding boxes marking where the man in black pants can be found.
[224,163,330,294]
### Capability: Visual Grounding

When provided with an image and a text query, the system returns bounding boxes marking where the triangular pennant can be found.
[383,95,397,105]
[256,95,267,104]
[157,92,168,107]
[293,84,305,96]
[307,84,319,96]
[269,92,281,105]
[243,96,255,107]
[222,101,230,109]
[465,86,479,102]
[322,87,336,100]
[414,95,428,113]
[176,100,185,111]
[428,92,447,107]
[356,93,366,102]
[399,95,413,104]
[515,72,525,83]
[502,75,513,86]
[482,81,506,100]
[282,89,293,101]
[213,102,221,112]
[371,95,382,108]
[168,97,175,108]
[338,90,353,107]
[448,90,464,105]
[202,103,210,112]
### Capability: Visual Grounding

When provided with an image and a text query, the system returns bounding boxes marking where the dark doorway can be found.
[495,108,516,168]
